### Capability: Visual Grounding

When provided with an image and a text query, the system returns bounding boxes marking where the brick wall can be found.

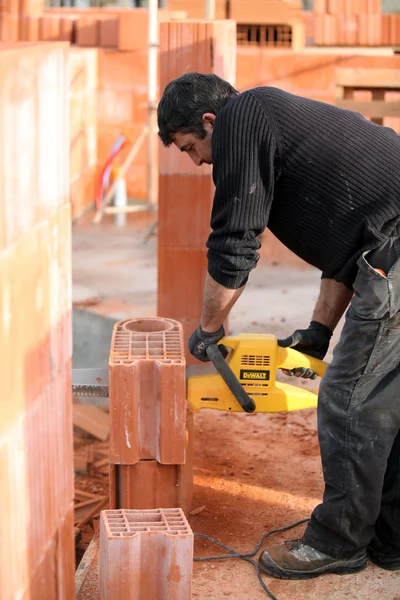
[0,42,74,600]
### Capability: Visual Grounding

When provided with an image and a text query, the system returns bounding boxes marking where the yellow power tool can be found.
[187,334,327,414]
[72,333,327,414]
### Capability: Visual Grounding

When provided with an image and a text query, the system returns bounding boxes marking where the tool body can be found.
[72,334,327,413]
[188,334,326,413]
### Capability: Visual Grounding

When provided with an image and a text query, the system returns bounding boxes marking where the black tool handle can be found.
[206,344,256,413]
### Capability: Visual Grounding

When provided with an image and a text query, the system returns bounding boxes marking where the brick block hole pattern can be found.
[100,508,193,600]
[109,318,194,514]
[157,20,237,364]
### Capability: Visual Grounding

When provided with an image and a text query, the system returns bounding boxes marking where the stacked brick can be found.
[169,0,305,49]
[314,0,400,46]
[1,6,186,45]
[108,318,193,514]
[69,48,98,219]
[100,509,193,599]
[0,43,74,600]
[0,0,42,41]
[158,19,236,364]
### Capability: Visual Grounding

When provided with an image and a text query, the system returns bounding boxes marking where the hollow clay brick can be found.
[158,247,208,320]
[99,16,118,48]
[0,42,73,600]
[109,318,186,465]
[59,17,74,42]
[76,16,98,47]
[158,20,236,363]
[19,16,39,41]
[158,174,214,249]
[38,15,61,41]
[109,410,194,515]
[100,508,193,600]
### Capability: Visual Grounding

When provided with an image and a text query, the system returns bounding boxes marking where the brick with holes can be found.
[100,508,193,600]
[109,409,194,514]
[109,317,187,465]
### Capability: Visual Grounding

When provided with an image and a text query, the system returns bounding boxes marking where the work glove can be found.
[188,325,225,362]
[278,320,332,380]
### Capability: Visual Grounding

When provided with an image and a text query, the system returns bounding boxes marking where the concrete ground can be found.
[72,215,400,600]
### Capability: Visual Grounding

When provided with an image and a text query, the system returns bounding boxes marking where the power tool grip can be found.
[206,344,256,413]
[278,346,327,377]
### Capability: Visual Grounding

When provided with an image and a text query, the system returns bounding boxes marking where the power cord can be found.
[194,518,310,600]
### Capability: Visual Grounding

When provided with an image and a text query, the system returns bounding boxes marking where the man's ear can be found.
[202,112,216,129]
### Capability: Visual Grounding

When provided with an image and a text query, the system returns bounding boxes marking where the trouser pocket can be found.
[352,237,400,321]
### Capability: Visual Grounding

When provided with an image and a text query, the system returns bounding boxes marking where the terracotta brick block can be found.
[110,409,194,513]
[344,15,358,45]
[116,8,148,51]
[99,16,118,48]
[19,0,43,16]
[313,0,327,14]
[0,14,18,42]
[59,17,74,42]
[100,509,193,600]
[76,16,98,47]
[19,16,39,41]
[158,174,214,249]
[158,247,208,319]
[0,41,73,600]
[369,14,381,46]
[327,0,339,14]
[70,165,99,219]
[56,505,76,600]
[1,0,18,13]
[39,16,61,41]
[109,318,186,465]
[158,19,235,358]
[98,48,147,89]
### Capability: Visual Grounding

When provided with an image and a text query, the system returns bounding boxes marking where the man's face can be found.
[173,113,216,166]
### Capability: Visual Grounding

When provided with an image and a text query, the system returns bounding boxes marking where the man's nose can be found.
[190,154,202,166]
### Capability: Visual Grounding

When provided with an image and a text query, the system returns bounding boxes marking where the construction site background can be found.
[1,0,400,598]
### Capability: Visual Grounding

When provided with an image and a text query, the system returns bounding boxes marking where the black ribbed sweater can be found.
[207,87,400,289]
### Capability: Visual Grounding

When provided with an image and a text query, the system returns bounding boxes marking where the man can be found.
[157,72,400,580]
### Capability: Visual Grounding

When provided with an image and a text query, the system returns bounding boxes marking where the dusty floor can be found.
[73,214,400,600]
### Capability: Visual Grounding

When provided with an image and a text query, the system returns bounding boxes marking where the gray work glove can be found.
[188,325,225,362]
[277,320,332,379]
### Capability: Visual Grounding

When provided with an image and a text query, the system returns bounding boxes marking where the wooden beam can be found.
[336,68,400,89]
[336,99,400,118]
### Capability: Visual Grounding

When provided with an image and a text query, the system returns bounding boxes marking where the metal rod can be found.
[205,0,215,19]
[147,0,159,210]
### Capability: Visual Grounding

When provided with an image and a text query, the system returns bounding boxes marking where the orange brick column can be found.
[157,19,236,365]
[100,508,193,600]
[0,43,74,600]
[109,317,193,513]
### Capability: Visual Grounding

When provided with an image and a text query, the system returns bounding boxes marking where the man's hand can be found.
[278,320,332,379]
[188,325,225,362]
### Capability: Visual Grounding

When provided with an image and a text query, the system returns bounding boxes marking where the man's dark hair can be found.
[157,72,238,146]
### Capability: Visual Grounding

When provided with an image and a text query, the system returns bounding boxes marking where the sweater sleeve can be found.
[206,92,278,289]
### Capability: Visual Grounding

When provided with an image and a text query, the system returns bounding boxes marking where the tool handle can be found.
[206,344,256,413]
[277,346,327,377]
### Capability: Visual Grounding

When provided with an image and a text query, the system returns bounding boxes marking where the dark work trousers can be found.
[303,236,400,558]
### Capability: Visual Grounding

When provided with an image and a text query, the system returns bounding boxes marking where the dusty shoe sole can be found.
[368,550,400,571]
[258,552,367,580]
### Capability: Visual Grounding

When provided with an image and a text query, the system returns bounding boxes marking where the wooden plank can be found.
[336,68,400,89]
[371,89,385,126]
[75,533,99,598]
[336,99,400,118]
[73,404,110,440]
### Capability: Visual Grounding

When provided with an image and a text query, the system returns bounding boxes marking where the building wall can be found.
[0,42,74,600]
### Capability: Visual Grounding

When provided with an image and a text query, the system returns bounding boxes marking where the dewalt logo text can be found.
[240,369,270,381]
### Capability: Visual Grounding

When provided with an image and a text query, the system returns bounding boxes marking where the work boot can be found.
[258,539,367,580]
[367,541,400,571]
